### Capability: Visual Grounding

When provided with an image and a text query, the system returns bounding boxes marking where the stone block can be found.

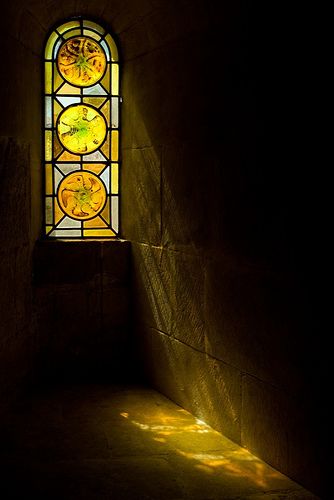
[101,240,131,286]
[33,241,101,285]
[204,257,306,392]
[103,0,155,34]
[138,327,241,442]
[119,20,152,61]
[132,244,205,349]
[102,286,130,328]
[162,249,205,350]
[241,375,289,474]
[18,9,46,55]
[0,137,30,247]
[122,147,161,245]
[161,142,209,251]
[144,0,209,51]
[132,243,172,333]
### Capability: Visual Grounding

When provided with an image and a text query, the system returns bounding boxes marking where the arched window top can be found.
[44,18,120,239]
[45,19,119,63]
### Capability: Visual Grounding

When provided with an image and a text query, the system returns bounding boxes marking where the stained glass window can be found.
[44,18,120,238]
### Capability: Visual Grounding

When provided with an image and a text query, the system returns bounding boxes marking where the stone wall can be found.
[33,240,132,382]
[119,1,326,497]
[0,0,326,497]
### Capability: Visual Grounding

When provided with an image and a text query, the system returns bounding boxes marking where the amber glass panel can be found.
[83,229,115,237]
[57,37,107,87]
[45,164,53,195]
[111,131,118,161]
[57,104,107,154]
[83,216,107,228]
[57,171,107,220]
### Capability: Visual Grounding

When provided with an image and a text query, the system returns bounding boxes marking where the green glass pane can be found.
[57,20,80,35]
[105,34,118,62]
[63,29,82,40]
[45,31,58,59]
[111,130,118,161]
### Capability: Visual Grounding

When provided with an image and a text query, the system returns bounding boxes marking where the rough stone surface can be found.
[122,147,161,245]
[33,241,132,382]
[138,327,242,443]
[0,137,32,415]
[0,1,327,498]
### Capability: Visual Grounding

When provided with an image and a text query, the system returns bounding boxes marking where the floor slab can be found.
[0,384,320,499]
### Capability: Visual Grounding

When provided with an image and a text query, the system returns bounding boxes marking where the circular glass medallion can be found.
[57,104,107,154]
[57,171,107,220]
[57,36,106,87]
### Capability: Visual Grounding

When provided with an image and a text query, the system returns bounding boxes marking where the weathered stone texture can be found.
[204,257,307,393]
[0,137,32,414]
[122,147,161,245]
[132,243,205,350]
[162,143,209,251]
[33,241,132,381]
[139,327,241,443]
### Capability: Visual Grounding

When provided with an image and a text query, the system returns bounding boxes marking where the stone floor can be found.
[0,384,320,500]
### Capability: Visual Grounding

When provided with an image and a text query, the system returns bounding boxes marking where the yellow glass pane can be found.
[100,100,110,122]
[112,64,119,95]
[57,37,106,87]
[45,63,52,93]
[57,171,107,221]
[111,131,118,161]
[83,163,106,175]
[57,151,80,162]
[54,135,62,158]
[57,20,80,35]
[101,198,110,224]
[45,30,58,59]
[45,131,52,161]
[101,65,110,92]
[112,164,119,194]
[57,104,107,155]
[63,29,82,40]
[83,29,101,41]
[83,97,107,108]
[45,164,53,195]
[59,83,81,95]
[83,229,116,237]
[45,225,53,235]
[83,216,108,228]
[54,65,63,92]
[53,100,62,126]
[101,131,110,157]
[105,34,118,62]
[55,198,65,225]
